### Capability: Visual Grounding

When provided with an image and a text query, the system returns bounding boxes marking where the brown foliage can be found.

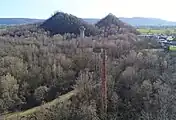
[1,20,175,120]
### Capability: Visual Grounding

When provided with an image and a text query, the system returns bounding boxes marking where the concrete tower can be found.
[79,26,86,39]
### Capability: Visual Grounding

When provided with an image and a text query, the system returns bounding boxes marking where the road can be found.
[0,115,5,120]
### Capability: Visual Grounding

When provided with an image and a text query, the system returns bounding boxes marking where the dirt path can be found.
[4,90,78,120]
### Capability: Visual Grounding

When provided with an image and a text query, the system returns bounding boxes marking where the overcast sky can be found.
[0,0,176,21]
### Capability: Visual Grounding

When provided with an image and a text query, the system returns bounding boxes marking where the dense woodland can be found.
[0,12,176,120]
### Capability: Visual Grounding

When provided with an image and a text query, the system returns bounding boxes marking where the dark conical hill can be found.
[40,12,99,36]
[95,13,140,35]
[95,13,124,28]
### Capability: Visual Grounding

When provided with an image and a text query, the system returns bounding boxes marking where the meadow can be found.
[137,28,176,34]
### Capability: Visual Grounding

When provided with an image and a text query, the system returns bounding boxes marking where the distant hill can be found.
[120,17,176,26]
[95,13,125,28]
[95,13,139,35]
[0,18,44,25]
[84,17,176,26]
[1,17,176,26]
[40,12,99,36]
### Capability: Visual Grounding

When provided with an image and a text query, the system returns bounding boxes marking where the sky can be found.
[0,0,176,21]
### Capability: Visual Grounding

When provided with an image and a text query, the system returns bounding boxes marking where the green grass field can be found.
[137,28,176,34]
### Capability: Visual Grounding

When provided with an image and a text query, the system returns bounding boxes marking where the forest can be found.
[0,12,176,120]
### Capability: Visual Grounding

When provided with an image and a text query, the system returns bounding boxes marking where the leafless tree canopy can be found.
[0,13,175,120]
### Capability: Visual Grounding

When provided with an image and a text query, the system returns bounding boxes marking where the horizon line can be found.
[0,16,175,22]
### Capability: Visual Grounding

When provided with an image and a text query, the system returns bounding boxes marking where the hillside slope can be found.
[84,17,176,26]
[40,12,99,36]
[1,17,176,26]
[95,13,140,35]
[0,18,44,25]
[120,17,176,26]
